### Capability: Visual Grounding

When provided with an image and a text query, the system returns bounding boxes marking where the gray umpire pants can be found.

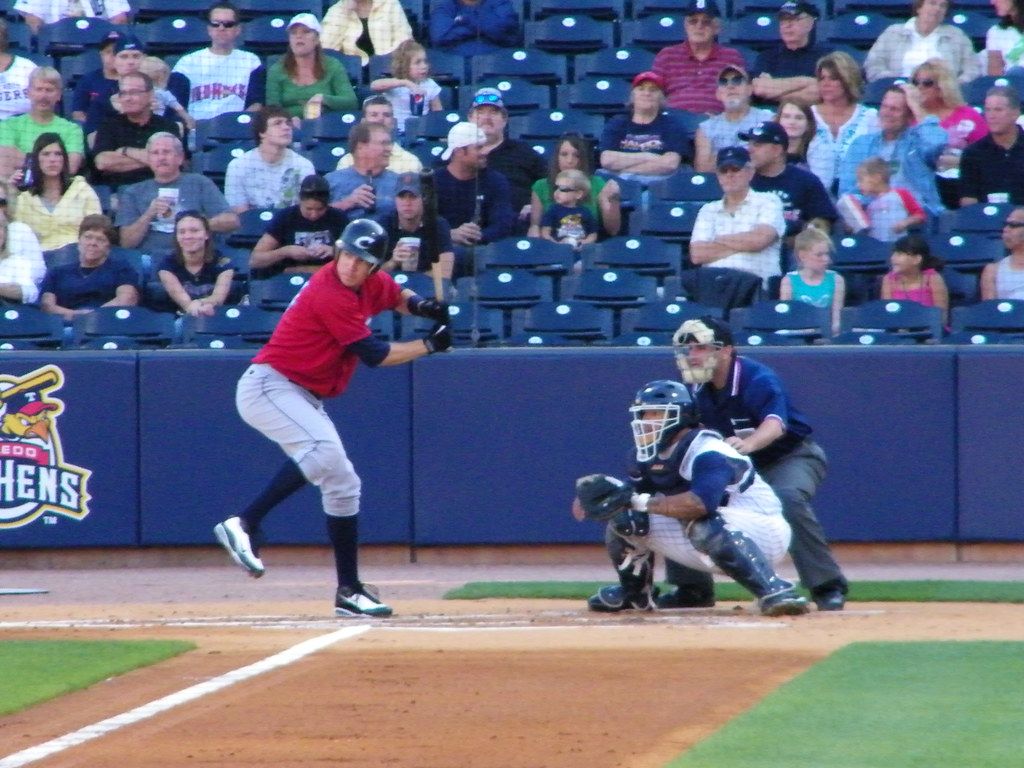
[665,438,848,595]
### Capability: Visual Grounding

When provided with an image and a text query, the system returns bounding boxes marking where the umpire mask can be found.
[672,318,730,385]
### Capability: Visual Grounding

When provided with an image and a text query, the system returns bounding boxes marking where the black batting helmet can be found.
[337,218,389,270]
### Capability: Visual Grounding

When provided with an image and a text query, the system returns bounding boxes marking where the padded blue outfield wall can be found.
[0,346,1020,549]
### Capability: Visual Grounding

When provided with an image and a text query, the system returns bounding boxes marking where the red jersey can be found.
[254,263,402,398]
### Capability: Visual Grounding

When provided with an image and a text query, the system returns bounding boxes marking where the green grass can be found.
[0,639,194,716]
[443,580,1024,603]
[668,642,1024,768]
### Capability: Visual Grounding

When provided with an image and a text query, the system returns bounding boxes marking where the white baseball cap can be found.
[442,121,486,160]
[287,12,322,34]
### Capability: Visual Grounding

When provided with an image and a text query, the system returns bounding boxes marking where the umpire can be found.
[662,316,848,611]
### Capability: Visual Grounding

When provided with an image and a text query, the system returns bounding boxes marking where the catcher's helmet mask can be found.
[630,380,700,462]
[337,218,390,272]
[673,316,733,385]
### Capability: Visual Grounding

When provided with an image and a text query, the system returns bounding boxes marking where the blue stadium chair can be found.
[831,232,891,270]
[648,170,723,204]
[76,337,144,350]
[471,49,569,86]
[862,76,905,107]
[733,329,811,346]
[942,268,979,308]
[633,202,702,246]
[241,15,291,54]
[620,15,685,52]
[181,306,281,343]
[823,13,895,49]
[58,50,101,90]
[321,49,364,86]
[723,13,781,51]
[227,208,277,248]
[579,235,682,283]
[503,330,590,346]
[621,299,723,334]
[510,300,615,343]
[507,109,604,142]
[474,237,576,299]
[530,0,624,20]
[248,274,310,311]
[71,307,176,348]
[0,306,65,349]
[390,270,455,301]
[962,75,1024,107]
[133,0,211,21]
[601,330,675,346]
[191,144,247,188]
[300,112,361,147]
[137,16,210,56]
[678,267,763,315]
[235,0,321,20]
[37,17,117,57]
[458,77,553,116]
[566,268,661,335]
[403,302,505,347]
[730,300,831,344]
[306,143,348,174]
[404,110,463,142]
[573,47,655,83]
[368,48,468,87]
[937,202,1016,237]
[734,0,823,12]
[663,108,707,141]
[457,268,553,311]
[195,111,258,149]
[950,299,1024,336]
[632,0,718,16]
[946,10,991,47]
[524,15,616,55]
[556,79,632,117]
[840,299,944,341]
[408,140,446,167]
[943,330,1024,345]
[830,330,919,345]
[3,21,33,51]
[176,335,265,349]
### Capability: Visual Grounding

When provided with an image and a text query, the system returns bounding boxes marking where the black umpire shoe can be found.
[812,588,846,611]
[654,585,716,609]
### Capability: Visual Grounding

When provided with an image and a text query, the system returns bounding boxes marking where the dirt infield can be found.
[2,553,1024,768]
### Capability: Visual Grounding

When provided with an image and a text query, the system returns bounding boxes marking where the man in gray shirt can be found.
[325,121,398,221]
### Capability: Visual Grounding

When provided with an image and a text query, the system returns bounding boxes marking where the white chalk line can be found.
[0,625,371,768]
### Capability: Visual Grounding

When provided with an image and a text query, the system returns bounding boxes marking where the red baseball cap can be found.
[632,71,666,91]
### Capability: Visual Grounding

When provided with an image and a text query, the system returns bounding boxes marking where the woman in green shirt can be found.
[527,132,621,239]
[267,13,359,120]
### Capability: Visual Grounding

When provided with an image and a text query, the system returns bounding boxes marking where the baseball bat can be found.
[0,368,59,403]
[419,167,443,301]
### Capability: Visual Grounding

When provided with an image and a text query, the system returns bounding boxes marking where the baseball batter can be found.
[573,380,809,617]
[214,218,450,618]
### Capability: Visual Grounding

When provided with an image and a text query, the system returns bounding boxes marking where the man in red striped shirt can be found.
[651,0,747,116]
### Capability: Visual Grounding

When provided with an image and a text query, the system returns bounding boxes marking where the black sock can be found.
[326,515,359,589]
[240,460,307,531]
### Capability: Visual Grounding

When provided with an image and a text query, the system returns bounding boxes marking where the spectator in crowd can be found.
[808,51,879,194]
[980,207,1024,299]
[379,172,454,278]
[0,67,83,178]
[326,121,399,219]
[651,0,746,114]
[173,2,262,121]
[267,13,359,120]
[599,71,690,185]
[137,57,196,134]
[838,155,926,241]
[689,146,787,287]
[250,174,348,279]
[774,100,819,167]
[959,86,1024,206]
[224,106,315,214]
[751,0,828,107]
[321,0,413,65]
[70,31,120,124]
[693,65,774,172]
[39,214,139,323]
[12,133,102,253]
[911,58,986,206]
[744,120,837,241]
[880,232,948,323]
[92,72,181,189]
[469,86,546,229]
[865,0,980,83]
[334,95,422,174]
[529,132,621,239]
[985,0,1024,75]
[369,40,443,134]
[157,211,235,317]
[539,169,599,251]
[0,19,36,120]
[0,181,45,306]
[838,85,947,215]
[434,121,514,275]
[13,0,129,34]
[429,0,521,57]
[779,224,845,335]
[117,132,238,259]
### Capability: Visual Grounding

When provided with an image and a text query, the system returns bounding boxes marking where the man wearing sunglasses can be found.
[750,0,828,107]
[173,1,261,121]
[693,65,773,173]
[651,0,746,115]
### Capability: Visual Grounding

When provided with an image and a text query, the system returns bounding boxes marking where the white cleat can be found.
[214,517,265,578]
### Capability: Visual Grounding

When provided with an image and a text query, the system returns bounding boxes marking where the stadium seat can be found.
[620,15,685,52]
[600,330,675,346]
[321,49,365,86]
[227,208,277,248]
[950,299,1024,336]
[133,0,210,21]
[71,307,176,348]
[458,268,552,311]
[556,79,632,117]
[524,15,615,55]
[621,299,723,333]
[507,109,604,142]
[37,17,117,57]
[678,267,763,315]
[474,237,576,299]
[511,300,615,343]
[195,111,258,149]
[404,110,462,143]
[181,306,281,343]
[300,112,361,147]
[829,330,919,345]
[177,335,264,349]
[946,10,990,47]
[942,268,979,307]
[368,48,468,87]
[137,16,210,56]
[241,15,291,54]
[503,329,590,346]
[632,0,717,17]
[566,268,660,335]
[943,330,1024,344]
[530,0,624,20]
[248,274,310,311]
[824,13,895,49]
[0,306,65,349]
[579,235,682,283]
[306,143,348,174]
[59,50,101,90]
[734,0,822,12]
[573,47,655,83]
[863,76,904,107]
[733,329,810,346]
[191,144,247,188]
[403,302,505,347]
[3,21,32,51]
[235,0,321,21]
[633,202,702,246]
[723,13,781,51]
[937,202,1015,237]
[390,270,455,301]
[831,233,891,304]
[648,170,723,204]
[840,299,944,341]
[730,300,831,343]
[962,75,1024,107]
[471,49,569,86]
[458,77,553,115]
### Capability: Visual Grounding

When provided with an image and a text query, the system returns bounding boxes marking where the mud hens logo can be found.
[0,365,91,529]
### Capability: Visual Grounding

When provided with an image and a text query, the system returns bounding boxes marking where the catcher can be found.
[572,380,810,617]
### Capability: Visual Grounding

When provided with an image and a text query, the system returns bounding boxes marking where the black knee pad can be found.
[605,525,655,598]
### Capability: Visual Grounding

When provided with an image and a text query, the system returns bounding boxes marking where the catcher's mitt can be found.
[575,474,635,522]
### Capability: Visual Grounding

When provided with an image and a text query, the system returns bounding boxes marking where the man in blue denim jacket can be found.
[838,84,948,214]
